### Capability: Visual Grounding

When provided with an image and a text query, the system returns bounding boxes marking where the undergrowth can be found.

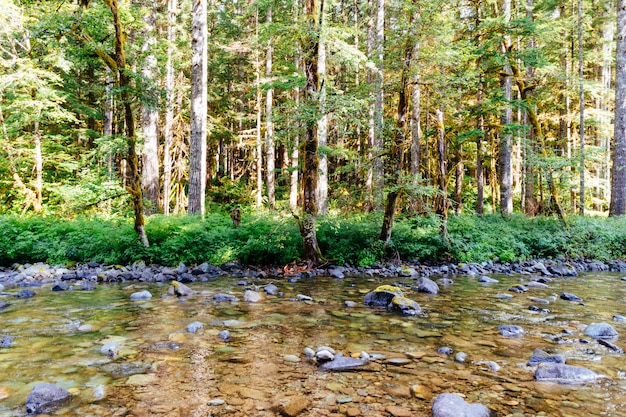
[1,212,625,267]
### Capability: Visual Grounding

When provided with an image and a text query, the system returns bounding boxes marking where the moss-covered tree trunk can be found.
[297,0,324,266]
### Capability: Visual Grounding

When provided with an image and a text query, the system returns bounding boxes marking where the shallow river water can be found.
[1,272,626,417]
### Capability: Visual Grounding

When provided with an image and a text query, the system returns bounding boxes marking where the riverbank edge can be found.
[1,257,625,287]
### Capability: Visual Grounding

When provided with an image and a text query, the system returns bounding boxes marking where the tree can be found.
[162,0,178,215]
[140,0,160,214]
[499,0,513,217]
[265,5,276,210]
[297,0,324,265]
[610,0,626,216]
[188,0,208,216]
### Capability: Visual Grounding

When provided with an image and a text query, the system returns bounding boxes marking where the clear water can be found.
[1,272,625,416]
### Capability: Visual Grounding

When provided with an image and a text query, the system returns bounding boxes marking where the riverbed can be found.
[1,272,625,416]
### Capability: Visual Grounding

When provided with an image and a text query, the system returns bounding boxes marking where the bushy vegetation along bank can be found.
[1,213,626,267]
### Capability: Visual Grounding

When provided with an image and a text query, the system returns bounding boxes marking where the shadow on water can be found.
[1,272,625,416]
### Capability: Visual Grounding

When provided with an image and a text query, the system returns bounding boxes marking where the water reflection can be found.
[0,273,625,416]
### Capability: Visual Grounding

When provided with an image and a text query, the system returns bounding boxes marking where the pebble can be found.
[208,399,225,406]
[130,290,152,300]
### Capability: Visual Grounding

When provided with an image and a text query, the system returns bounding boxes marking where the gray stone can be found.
[218,330,231,342]
[1,335,14,348]
[432,393,490,417]
[527,349,565,366]
[243,290,261,303]
[535,363,604,384]
[296,294,313,302]
[15,289,36,298]
[130,290,152,300]
[561,292,583,302]
[213,293,239,303]
[328,268,345,279]
[614,315,626,322]
[264,283,279,295]
[478,276,499,284]
[413,277,439,294]
[186,321,204,333]
[584,322,618,340]
[26,383,71,414]
[455,352,468,363]
[344,301,358,308]
[598,339,624,353]
[318,355,366,372]
[498,325,524,337]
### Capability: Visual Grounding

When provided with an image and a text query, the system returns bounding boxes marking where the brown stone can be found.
[346,405,361,416]
[385,405,413,417]
[280,396,310,417]
[382,384,411,398]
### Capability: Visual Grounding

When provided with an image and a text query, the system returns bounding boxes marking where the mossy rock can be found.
[389,295,421,316]
[364,285,404,307]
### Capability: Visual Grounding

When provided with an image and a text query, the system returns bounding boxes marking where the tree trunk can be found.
[610,0,626,216]
[380,27,412,246]
[140,0,159,214]
[162,0,177,215]
[317,3,328,214]
[265,6,276,210]
[255,8,263,209]
[577,0,585,215]
[476,76,485,216]
[499,0,513,216]
[454,139,463,214]
[298,0,324,266]
[188,0,208,216]
[33,120,43,213]
[436,108,448,241]
[106,0,149,246]
[104,68,114,177]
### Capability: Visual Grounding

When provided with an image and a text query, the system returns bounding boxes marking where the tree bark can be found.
[610,0,626,216]
[577,0,585,215]
[317,3,328,214]
[298,0,324,266]
[436,108,448,241]
[265,6,276,210]
[188,0,208,216]
[255,8,263,209]
[499,0,513,216]
[476,76,485,216]
[162,0,177,215]
[140,0,159,214]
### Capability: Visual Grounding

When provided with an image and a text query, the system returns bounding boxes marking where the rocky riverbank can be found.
[1,257,626,287]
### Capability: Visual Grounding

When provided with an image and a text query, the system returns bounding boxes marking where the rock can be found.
[0,302,9,310]
[186,321,204,333]
[296,294,312,302]
[318,355,366,372]
[494,293,513,299]
[243,290,261,303]
[328,267,345,279]
[509,285,528,293]
[264,283,279,295]
[1,335,14,348]
[526,281,549,289]
[437,347,453,356]
[598,339,624,353]
[25,383,71,414]
[412,277,439,294]
[455,352,468,363]
[437,278,454,286]
[584,322,618,340]
[213,293,239,302]
[130,290,152,300]
[548,263,578,277]
[15,289,36,298]
[277,396,310,417]
[303,347,315,358]
[535,363,604,384]
[344,301,358,308]
[101,342,120,357]
[498,325,524,337]
[218,330,231,342]
[208,398,225,406]
[51,282,70,291]
[614,315,626,322]
[315,346,336,362]
[487,361,501,372]
[169,281,195,297]
[432,393,490,417]
[527,349,565,366]
[478,276,499,284]
[364,285,403,307]
[385,405,413,417]
[529,297,550,304]
[389,295,422,316]
[560,292,583,302]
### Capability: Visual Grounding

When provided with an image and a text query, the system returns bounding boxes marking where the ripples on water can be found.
[0,273,625,416]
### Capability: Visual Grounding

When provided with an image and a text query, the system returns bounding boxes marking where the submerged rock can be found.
[389,295,422,316]
[560,292,583,302]
[584,322,618,340]
[130,290,152,300]
[535,363,604,384]
[1,335,14,348]
[318,354,367,372]
[15,289,36,299]
[243,290,261,303]
[264,283,279,295]
[498,325,524,337]
[478,276,499,284]
[186,321,204,333]
[26,383,71,414]
[213,293,239,303]
[527,349,565,366]
[432,393,490,417]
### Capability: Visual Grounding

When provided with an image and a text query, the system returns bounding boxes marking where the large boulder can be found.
[364,285,403,307]
[535,363,604,384]
[584,322,619,340]
[432,393,490,417]
[412,277,439,294]
[26,383,71,414]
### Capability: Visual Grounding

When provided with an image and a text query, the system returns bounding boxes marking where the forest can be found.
[2,0,626,266]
